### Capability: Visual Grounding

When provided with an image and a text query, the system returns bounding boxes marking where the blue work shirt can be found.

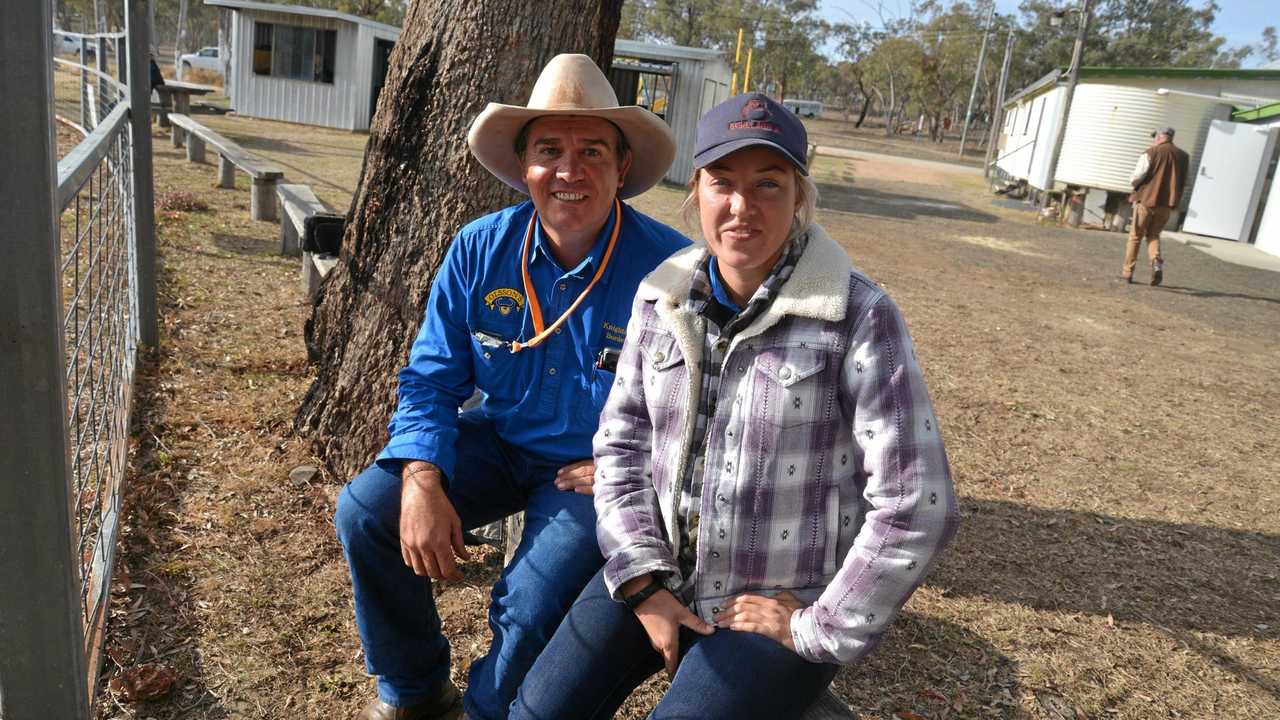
[377,200,690,480]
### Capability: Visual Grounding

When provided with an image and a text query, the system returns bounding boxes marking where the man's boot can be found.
[356,681,462,720]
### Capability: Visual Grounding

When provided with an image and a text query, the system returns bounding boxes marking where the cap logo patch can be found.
[729,98,780,133]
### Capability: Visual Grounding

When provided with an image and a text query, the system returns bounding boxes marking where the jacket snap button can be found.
[714,581,722,590]
[653,351,666,364]
[778,367,792,380]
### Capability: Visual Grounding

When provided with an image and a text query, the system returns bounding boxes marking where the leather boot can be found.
[356,681,461,720]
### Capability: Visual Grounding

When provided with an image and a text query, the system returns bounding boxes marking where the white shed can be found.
[995,67,1280,198]
[206,0,400,131]
[609,40,731,184]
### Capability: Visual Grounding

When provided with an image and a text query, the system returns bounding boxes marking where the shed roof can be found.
[203,0,401,35]
[1232,101,1280,122]
[1003,66,1280,108]
[615,39,725,63]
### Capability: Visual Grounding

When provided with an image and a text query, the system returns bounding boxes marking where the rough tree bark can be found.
[296,0,624,480]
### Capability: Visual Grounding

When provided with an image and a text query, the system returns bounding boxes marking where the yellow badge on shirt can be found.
[484,288,525,316]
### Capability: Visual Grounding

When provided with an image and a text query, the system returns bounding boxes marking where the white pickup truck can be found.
[178,46,222,79]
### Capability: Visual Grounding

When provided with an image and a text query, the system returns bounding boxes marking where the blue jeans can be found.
[511,570,840,720]
[334,411,603,720]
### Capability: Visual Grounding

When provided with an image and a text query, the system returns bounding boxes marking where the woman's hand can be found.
[623,576,714,678]
[713,591,805,652]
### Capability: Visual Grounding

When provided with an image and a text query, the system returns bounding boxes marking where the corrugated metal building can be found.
[207,0,399,131]
[610,40,731,184]
[996,67,1280,195]
[994,67,1280,245]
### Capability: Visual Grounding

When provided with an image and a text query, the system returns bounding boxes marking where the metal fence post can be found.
[0,1,92,717]
[80,35,90,128]
[127,0,159,349]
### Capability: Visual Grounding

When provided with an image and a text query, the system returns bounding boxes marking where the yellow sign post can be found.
[743,47,754,93]
[731,28,744,95]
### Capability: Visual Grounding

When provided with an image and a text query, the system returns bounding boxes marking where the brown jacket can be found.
[1130,142,1190,208]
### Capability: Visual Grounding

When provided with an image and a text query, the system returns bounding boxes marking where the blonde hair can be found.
[680,166,819,238]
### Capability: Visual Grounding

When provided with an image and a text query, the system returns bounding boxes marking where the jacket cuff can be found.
[790,605,832,664]
[602,549,681,601]
[377,431,456,481]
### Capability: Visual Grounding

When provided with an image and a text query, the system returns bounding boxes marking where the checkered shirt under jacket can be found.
[673,232,809,595]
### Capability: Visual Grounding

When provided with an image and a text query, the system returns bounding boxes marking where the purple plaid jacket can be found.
[593,225,959,665]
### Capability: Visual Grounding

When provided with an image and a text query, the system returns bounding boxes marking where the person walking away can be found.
[1124,126,1189,286]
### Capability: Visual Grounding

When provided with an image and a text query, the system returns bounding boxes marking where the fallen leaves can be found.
[108,662,178,702]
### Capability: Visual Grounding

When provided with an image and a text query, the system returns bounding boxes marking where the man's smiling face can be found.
[520,115,632,247]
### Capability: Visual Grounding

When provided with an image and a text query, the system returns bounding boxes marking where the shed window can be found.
[253,21,336,83]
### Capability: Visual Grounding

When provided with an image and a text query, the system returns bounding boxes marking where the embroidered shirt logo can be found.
[729,98,780,133]
[484,288,525,316]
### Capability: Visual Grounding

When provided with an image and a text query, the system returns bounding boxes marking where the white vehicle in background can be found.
[782,98,823,118]
[178,46,223,79]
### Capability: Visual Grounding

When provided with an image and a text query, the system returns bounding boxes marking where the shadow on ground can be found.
[936,498,1278,641]
[817,182,998,223]
[829,612,1022,717]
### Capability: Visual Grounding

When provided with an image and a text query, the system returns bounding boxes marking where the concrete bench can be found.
[276,183,341,298]
[167,113,284,222]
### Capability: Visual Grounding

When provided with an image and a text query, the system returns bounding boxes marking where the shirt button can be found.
[558,282,567,291]
[554,327,562,334]
[548,368,557,376]
[711,551,720,558]
[714,581,722,590]
[715,339,728,351]
[483,352,492,359]
[718,529,726,539]
[712,606,721,614]
[778,366,792,380]
[717,494,727,503]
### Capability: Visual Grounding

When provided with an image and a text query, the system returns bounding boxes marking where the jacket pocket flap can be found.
[641,333,685,371]
[753,347,825,387]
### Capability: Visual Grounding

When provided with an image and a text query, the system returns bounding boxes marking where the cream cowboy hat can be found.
[467,53,675,199]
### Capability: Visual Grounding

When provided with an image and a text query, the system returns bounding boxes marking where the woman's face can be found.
[697,146,799,277]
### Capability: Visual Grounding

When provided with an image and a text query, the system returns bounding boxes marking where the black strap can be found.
[622,577,665,611]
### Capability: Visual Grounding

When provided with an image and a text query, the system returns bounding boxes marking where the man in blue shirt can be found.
[335,55,690,720]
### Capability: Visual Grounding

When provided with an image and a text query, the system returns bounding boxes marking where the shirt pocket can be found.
[470,325,526,404]
[638,331,687,411]
[750,346,829,429]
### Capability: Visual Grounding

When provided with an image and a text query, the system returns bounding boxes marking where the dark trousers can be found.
[511,569,840,720]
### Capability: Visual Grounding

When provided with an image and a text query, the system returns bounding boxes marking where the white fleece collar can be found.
[637,224,852,324]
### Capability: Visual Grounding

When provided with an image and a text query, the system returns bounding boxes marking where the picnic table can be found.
[154,80,215,128]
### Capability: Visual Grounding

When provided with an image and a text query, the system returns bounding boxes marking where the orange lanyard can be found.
[510,198,622,354]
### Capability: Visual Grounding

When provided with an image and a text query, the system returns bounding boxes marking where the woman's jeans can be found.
[511,569,840,720]
[334,411,603,720]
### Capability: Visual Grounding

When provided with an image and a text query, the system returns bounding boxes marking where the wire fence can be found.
[0,11,153,714]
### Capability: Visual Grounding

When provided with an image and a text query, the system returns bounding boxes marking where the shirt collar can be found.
[530,201,620,278]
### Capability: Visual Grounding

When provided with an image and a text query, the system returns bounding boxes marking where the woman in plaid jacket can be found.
[513,93,959,720]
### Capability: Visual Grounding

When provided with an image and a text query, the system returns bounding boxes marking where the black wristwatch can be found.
[622,577,665,610]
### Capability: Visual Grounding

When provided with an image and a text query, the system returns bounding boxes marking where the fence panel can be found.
[0,3,153,716]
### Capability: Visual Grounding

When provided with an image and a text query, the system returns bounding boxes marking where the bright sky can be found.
[820,0,1277,68]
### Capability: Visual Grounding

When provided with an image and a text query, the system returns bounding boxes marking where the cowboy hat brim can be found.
[467,103,675,199]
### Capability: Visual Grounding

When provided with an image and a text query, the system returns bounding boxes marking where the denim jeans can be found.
[334,411,603,720]
[511,569,840,720]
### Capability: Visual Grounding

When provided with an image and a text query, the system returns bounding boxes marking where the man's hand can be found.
[713,592,804,652]
[399,462,470,581]
[623,575,714,678]
[554,459,595,495]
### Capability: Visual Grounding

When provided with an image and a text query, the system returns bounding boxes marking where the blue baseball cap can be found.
[693,92,809,175]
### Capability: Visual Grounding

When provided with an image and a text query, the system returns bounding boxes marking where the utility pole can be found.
[958,0,997,157]
[983,30,1015,180]
[1040,0,1092,209]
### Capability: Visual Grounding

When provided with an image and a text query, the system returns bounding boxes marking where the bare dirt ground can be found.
[96,110,1279,719]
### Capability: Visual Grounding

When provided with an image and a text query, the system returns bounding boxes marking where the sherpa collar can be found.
[637,223,852,324]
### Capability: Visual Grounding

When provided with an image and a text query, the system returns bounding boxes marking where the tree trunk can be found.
[295,0,624,480]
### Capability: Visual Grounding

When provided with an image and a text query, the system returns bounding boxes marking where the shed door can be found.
[1182,120,1279,242]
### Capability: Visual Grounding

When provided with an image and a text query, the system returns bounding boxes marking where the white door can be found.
[1182,120,1279,242]
[1255,172,1280,257]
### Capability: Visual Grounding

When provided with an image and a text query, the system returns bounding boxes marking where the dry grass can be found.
[96,114,1280,719]
[804,114,988,168]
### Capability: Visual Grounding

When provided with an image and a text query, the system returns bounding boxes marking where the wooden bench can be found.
[276,183,341,298]
[167,113,284,222]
